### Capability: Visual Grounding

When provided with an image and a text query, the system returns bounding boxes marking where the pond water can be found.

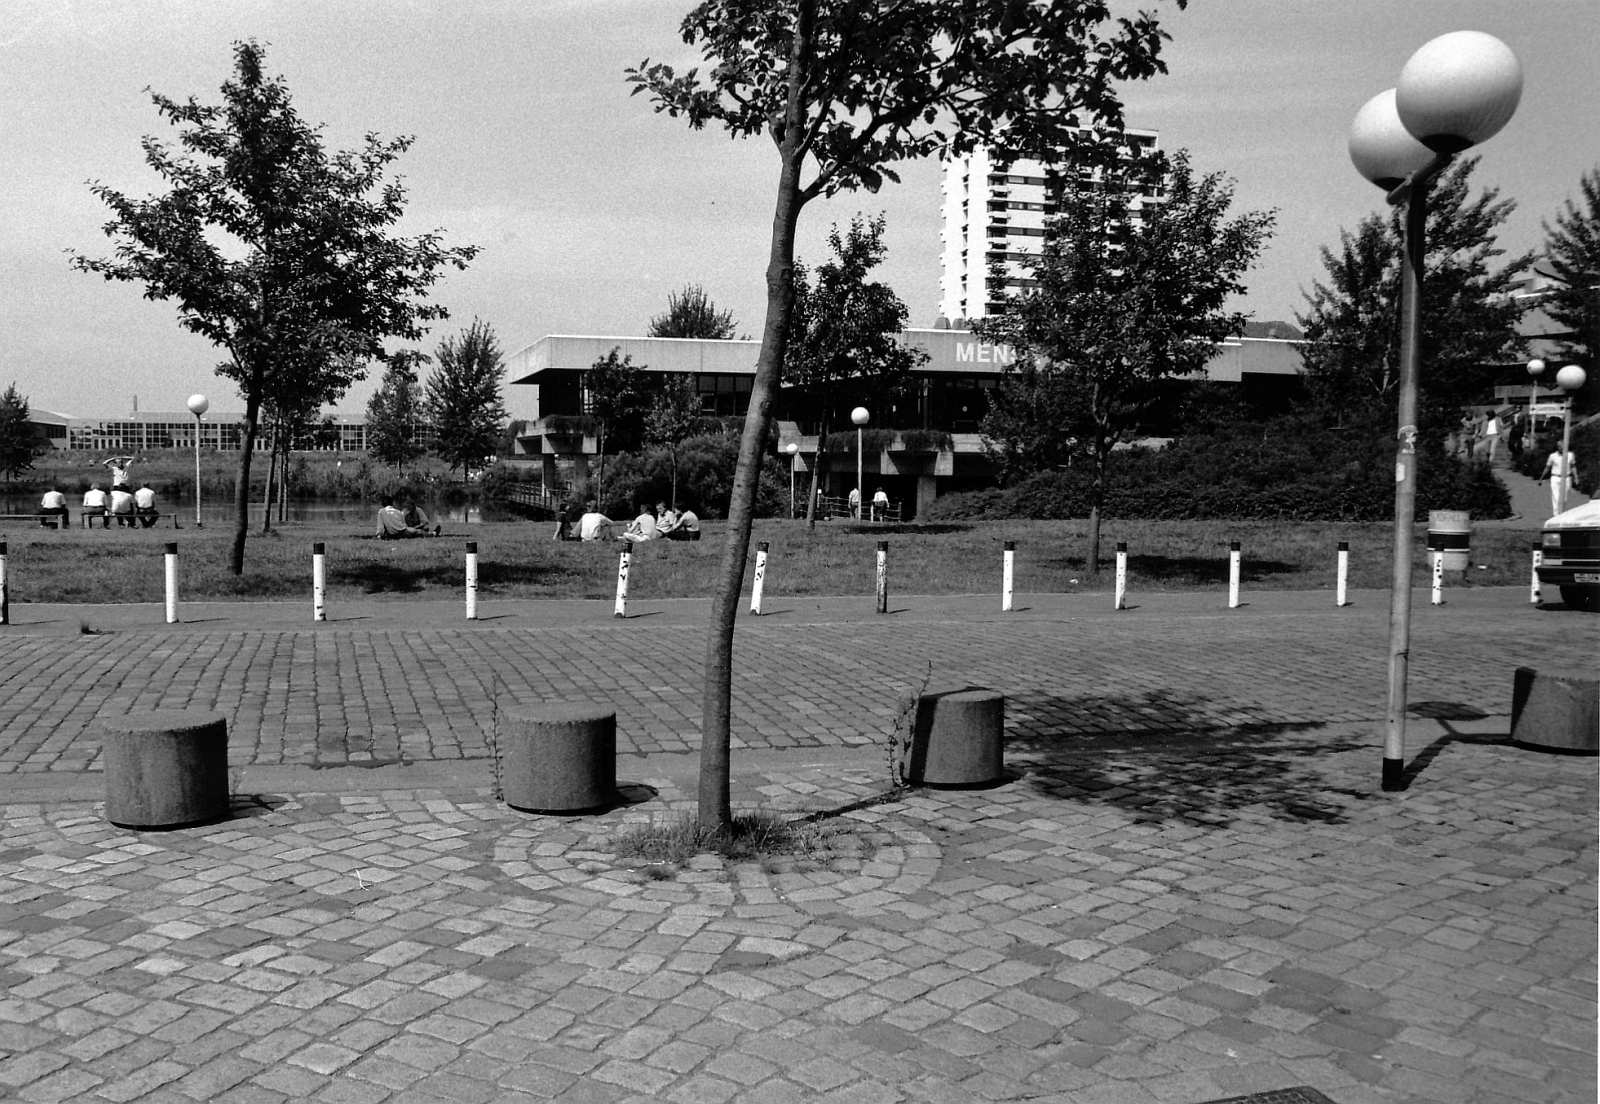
[0,497,523,526]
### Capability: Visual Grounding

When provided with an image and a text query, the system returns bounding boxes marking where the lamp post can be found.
[1347,30,1522,792]
[786,441,800,518]
[1556,364,1587,514]
[186,393,209,528]
[850,406,869,519]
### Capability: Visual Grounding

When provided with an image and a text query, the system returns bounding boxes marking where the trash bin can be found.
[102,710,229,829]
[1426,509,1470,572]
[499,702,617,813]
[905,688,1005,787]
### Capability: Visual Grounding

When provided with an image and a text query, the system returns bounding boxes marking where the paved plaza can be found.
[1,586,1595,1103]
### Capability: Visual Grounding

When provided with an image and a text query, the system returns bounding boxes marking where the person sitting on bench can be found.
[110,486,137,527]
[82,484,110,528]
[134,483,159,528]
[39,488,69,529]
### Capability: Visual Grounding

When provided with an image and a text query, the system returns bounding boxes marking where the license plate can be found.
[1577,573,1600,583]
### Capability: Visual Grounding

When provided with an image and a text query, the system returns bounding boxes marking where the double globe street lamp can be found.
[1347,30,1522,792]
[186,393,209,528]
[850,406,870,519]
[1554,363,1588,514]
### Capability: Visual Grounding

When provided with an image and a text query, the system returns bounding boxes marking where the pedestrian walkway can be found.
[0,589,1594,1103]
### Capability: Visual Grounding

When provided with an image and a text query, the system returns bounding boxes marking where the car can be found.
[1537,499,1600,611]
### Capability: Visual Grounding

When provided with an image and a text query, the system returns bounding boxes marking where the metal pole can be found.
[1559,395,1575,514]
[1001,540,1014,612]
[312,542,326,622]
[1336,540,1350,608]
[1382,176,1431,792]
[614,548,630,618]
[164,542,179,624]
[465,541,479,621]
[0,540,8,625]
[750,540,768,615]
[857,426,864,519]
[1114,541,1127,610]
[1227,541,1241,609]
[875,540,888,614]
[193,415,204,528]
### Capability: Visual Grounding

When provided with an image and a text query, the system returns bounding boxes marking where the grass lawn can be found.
[0,515,1547,605]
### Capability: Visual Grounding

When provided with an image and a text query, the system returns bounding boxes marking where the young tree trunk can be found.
[698,20,811,834]
[229,370,264,576]
[261,429,277,534]
[804,405,832,529]
[278,443,289,522]
[1086,447,1108,576]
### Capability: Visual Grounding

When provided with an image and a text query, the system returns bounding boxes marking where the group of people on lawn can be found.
[557,499,700,544]
[375,494,443,539]
[38,456,161,528]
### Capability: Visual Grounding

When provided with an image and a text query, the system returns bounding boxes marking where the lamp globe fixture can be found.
[850,406,870,427]
[187,393,210,416]
[1526,358,1545,379]
[1395,31,1522,153]
[1348,89,1434,190]
[1556,365,1587,393]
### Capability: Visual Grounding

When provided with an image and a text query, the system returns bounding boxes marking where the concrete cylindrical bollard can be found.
[875,540,888,614]
[465,541,479,620]
[750,541,769,615]
[312,542,327,622]
[1114,541,1128,611]
[1336,540,1350,608]
[906,688,1005,787]
[102,710,229,829]
[499,702,618,813]
[164,541,179,624]
[1228,541,1241,609]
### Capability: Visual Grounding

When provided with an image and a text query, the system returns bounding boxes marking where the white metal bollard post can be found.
[0,540,8,626]
[465,541,479,621]
[1336,540,1350,607]
[312,542,327,622]
[1001,540,1014,612]
[750,541,769,615]
[1530,546,1542,605]
[1430,549,1444,605]
[1114,541,1128,611]
[875,540,888,614]
[164,541,179,624]
[614,547,631,618]
[1228,541,1241,609]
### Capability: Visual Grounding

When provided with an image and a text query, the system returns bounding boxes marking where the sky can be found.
[3,0,1596,421]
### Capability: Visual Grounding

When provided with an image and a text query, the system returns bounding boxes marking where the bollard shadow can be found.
[744,608,794,619]
[1398,701,1516,788]
[615,610,663,621]
[1005,688,1367,828]
[229,793,290,820]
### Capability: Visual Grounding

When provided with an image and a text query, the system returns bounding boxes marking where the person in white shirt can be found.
[665,506,700,541]
[578,500,614,541]
[81,484,110,528]
[621,503,659,544]
[133,483,158,528]
[103,455,135,491]
[1539,447,1580,515]
[872,487,889,521]
[39,488,69,529]
[109,487,136,527]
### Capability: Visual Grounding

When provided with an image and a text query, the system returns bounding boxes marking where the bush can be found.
[591,433,788,520]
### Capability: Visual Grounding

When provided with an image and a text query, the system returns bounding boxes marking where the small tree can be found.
[0,383,49,482]
[367,350,430,472]
[784,212,925,527]
[1542,166,1600,375]
[645,373,708,505]
[585,348,646,501]
[650,284,739,338]
[631,0,1187,832]
[73,41,476,574]
[427,319,508,486]
[974,153,1274,574]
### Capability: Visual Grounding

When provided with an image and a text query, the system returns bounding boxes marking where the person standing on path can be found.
[1538,445,1579,515]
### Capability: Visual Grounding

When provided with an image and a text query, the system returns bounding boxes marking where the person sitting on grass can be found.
[663,503,700,541]
[376,494,429,539]
[621,501,659,544]
[402,497,441,536]
[81,483,110,528]
[577,500,613,541]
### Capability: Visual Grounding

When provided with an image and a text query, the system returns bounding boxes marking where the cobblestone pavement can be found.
[1,588,1595,1103]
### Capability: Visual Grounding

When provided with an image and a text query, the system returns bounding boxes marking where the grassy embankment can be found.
[0,516,1545,605]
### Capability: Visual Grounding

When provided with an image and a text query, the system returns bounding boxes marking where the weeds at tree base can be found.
[611,809,871,879]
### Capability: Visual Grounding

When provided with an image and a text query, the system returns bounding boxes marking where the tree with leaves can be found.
[650,284,740,339]
[1542,166,1600,374]
[975,152,1274,573]
[367,350,431,472]
[1298,158,1532,432]
[645,373,709,506]
[631,0,1186,832]
[0,384,49,482]
[73,40,476,574]
[784,212,924,527]
[427,319,508,486]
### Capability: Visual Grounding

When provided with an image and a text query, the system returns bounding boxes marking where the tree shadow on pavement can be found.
[1007,688,1371,828]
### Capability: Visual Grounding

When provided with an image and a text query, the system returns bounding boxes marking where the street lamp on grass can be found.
[1556,364,1587,514]
[786,441,800,518]
[851,406,869,519]
[187,393,209,528]
[1347,30,1522,792]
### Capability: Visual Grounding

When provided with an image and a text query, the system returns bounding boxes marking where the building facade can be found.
[938,129,1162,323]
[41,412,374,453]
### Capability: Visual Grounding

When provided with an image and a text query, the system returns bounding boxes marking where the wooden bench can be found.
[80,509,181,529]
[0,513,67,529]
